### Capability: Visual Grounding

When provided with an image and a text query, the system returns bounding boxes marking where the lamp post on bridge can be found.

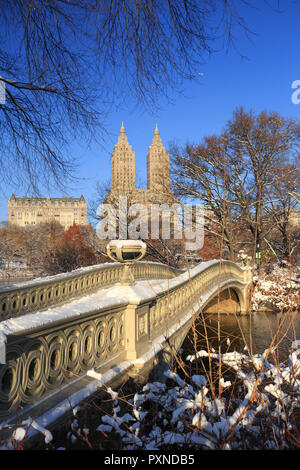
[106,240,147,285]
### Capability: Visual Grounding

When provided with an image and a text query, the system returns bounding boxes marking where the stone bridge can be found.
[0,259,252,433]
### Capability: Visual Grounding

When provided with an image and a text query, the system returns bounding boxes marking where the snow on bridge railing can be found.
[0,261,182,321]
[0,259,252,421]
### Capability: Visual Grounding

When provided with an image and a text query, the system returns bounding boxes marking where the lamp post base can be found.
[120,263,135,286]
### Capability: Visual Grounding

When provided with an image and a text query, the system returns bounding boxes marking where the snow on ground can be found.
[2,341,299,450]
[95,341,300,450]
[252,263,300,312]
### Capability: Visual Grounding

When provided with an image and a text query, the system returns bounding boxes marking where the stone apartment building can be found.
[106,123,177,207]
[8,194,87,230]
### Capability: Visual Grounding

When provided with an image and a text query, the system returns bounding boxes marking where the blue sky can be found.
[1,0,300,222]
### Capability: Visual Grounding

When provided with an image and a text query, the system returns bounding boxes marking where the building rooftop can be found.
[9,195,86,205]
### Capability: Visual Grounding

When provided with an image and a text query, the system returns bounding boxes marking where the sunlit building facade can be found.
[8,194,87,230]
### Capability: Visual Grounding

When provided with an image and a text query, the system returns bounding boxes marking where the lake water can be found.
[182,310,300,363]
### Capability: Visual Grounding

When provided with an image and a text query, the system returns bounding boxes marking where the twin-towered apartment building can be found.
[106,122,176,206]
[8,124,175,231]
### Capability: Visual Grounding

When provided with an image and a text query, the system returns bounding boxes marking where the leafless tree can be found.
[170,135,243,261]
[88,177,189,266]
[264,161,300,260]
[0,0,264,194]
[0,226,27,269]
[24,221,65,273]
[88,179,112,225]
[171,108,300,264]
[225,108,300,263]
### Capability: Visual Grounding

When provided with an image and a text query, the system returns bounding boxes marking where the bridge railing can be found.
[0,260,252,420]
[134,260,252,357]
[0,261,182,321]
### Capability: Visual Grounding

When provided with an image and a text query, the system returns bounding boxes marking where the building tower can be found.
[111,122,135,194]
[147,124,170,193]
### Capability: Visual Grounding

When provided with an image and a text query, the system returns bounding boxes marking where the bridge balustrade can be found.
[0,262,182,321]
[0,260,252,421]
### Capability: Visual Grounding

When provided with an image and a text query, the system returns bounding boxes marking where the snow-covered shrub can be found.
[252,263,299,312]
[0,417,53,450]
[2,342,300,450]
[96,343,300,450]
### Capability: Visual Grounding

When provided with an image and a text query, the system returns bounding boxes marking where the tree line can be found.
[170,107,300,266]
[0,222,106,277]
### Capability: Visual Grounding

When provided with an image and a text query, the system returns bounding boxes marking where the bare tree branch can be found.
[0,0,261,193]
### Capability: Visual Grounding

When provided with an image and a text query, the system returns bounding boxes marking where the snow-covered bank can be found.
[94,343,300,450]
[252,263,300,312]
